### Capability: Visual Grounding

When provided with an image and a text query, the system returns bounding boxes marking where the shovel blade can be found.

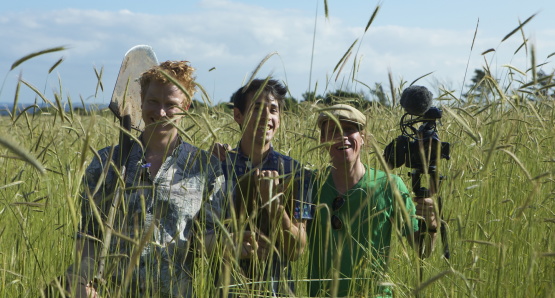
[109,45,158,131]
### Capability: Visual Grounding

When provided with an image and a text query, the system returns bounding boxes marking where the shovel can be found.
[96,45,158,283]
[109,45,158,133]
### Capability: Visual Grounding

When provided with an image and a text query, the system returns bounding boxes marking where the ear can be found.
[233,107,243,125]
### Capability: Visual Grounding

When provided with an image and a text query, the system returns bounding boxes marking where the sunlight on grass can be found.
[1,7,554,297]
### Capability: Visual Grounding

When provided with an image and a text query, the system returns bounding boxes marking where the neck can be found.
[142,128,179,155]
[239,138,270,167]
[330,159,365,195]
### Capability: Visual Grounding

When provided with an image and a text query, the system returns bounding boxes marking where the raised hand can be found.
[254,169,280,208]
[414,197,438,232]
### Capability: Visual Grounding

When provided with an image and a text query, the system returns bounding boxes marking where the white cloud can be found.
[1,2,553,106]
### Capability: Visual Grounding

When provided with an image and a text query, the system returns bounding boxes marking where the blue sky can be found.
[1,0,554,106]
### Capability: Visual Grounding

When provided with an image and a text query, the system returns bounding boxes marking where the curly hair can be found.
[139,60,196,108]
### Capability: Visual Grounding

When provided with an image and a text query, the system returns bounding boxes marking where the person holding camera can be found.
[307,104,437,297]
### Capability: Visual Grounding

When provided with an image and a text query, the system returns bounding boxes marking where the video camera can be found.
[384,106,450,171]
[383,85,451,259]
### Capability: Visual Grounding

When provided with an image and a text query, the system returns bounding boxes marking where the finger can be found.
[242,242,254,257]
[243,231,254,240]
[258,246,269,258]
[271,171,280,186]
[211,143,227,161]
[250,238,259,251]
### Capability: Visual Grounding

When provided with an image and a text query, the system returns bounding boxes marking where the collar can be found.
[234,142,275,169]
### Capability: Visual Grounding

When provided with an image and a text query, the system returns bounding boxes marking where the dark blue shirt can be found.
[205,145,313,296]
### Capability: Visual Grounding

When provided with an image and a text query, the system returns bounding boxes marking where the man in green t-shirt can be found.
[307,104,438,297]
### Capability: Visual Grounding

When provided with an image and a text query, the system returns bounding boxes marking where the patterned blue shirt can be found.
[81,138,224,297]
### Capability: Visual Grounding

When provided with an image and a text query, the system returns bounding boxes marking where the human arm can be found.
[63,148,114,296]
[62,237,100,297]
[211,142,231,161]
[268,206,307,261]
[201,188,275,260]
[200,179,260,259]
[202,166,307,261]
[62,196,103,297]
[255,169,308,261]
[411,197,438,258]
[392,174,438,258]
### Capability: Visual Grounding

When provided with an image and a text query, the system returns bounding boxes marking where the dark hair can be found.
[230,78,287,113]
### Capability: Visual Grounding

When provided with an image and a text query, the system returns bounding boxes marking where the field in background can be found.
[1,5,554,296]
[1,90,554,296]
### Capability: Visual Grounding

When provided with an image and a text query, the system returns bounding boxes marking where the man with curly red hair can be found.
[63,61,224,297]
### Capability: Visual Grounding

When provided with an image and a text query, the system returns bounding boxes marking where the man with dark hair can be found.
[230,78,287,115]
[203,78,312,296]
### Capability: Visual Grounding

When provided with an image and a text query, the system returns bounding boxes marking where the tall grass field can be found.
[1,9,554,298]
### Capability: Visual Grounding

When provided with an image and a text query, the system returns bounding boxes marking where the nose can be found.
[158,107,167,117]
[329,131,349,143]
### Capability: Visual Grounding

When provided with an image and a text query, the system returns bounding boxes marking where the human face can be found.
[235,92,280,149]
[320,120,364,164]
[141,81,187,133]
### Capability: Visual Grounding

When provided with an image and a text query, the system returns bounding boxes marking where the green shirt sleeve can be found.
[391,174,419,235]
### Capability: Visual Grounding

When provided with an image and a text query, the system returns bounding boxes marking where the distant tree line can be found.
[464,68,555,103]
[204,84,392,113]
[20,68,551,117]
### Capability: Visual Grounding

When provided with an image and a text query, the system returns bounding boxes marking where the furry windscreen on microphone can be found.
[400,85,433,116]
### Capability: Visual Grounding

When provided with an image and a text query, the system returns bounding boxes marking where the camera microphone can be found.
[400,85,433,116]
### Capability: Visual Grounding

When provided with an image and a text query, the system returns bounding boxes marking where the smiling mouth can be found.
[336,145,351,150]
[256,124,273,132]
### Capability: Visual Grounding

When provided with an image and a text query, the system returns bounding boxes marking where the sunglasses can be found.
[331,196,346,230]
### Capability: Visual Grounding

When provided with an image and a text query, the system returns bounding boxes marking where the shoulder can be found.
[362,165,409,192]
[271,150,301,169]
[97,145,118,159]
[364,165,402,183]
[87,145,117,169]
[83,145,119,185]
[271,149,293,161]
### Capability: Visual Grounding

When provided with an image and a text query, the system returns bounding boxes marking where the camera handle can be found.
[410,167,450,259]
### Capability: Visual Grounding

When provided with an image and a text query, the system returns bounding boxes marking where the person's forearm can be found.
[204,231,253,260]
[203,233,219,255]
[413,231,437,258]
[66,238,99,283]
[412,197,439,258]
[270,205,307,261]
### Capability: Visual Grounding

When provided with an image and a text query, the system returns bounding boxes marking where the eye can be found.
[146,99,157,105]
[345,128,356,134]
